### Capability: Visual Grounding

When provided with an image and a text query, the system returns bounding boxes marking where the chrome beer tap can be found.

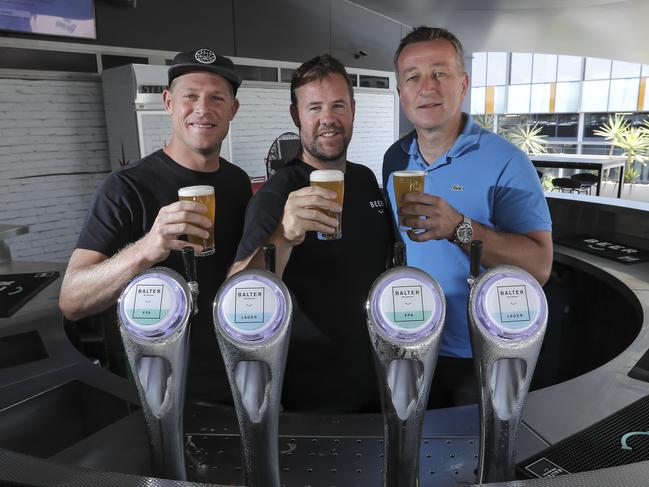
[366,242,446,487]
[117,248,198,480]
[468,241,548,483]
[213,244,292,487]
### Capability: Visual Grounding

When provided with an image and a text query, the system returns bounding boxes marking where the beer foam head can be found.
[178,185,214,197]
[310,169,344,182]
[393,170,426,177]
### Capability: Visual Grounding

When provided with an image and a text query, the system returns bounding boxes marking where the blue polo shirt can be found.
[385,115,551,358]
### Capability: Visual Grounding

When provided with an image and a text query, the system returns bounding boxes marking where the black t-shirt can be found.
[236,159,393,413]
[77,149,252,402]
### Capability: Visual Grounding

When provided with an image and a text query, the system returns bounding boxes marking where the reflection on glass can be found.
[507,84,531,113]
[555,82,581,113]
[557,55,583,82]
[608,78,640,111]
[611,60,641,79]
[530,83,552,113]
[532,54,557,83]
[581,80,610,112]
[487,52,508,86]
[585,58,611,80]
[471,87,486,114]
[472,52,487,87]
[510,53,532,85]
[493,86,507,114]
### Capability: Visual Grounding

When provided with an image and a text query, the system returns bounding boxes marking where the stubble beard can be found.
[302,131,351,163]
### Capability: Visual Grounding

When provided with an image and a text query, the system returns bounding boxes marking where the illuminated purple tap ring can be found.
[215,273,286,344]
[118,270,189,339]
[470,268,547,340]
[370,268,445,343]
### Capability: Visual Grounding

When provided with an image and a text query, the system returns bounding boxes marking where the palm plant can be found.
[611,126,649,183]
[593,113,630,156]
[473,114,495,131]
[504,123,548,155]
[594,114,649,183]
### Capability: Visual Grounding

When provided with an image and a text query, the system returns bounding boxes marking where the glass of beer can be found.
[177,185,215,257]
[309,169,344,240]
[393,170,425,231]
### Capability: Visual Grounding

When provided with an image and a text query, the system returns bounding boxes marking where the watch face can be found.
[457,221,473,244]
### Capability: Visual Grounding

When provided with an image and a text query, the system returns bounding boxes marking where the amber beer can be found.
[177,185,215,256]
[393,170,425,230]
[309,169,344,240]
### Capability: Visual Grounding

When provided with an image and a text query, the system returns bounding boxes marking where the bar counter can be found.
[0,193,648,486]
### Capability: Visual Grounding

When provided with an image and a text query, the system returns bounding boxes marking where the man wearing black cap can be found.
[60,49,252,402]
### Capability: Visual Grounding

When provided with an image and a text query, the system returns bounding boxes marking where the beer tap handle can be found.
[182,246,197,282]
[263,244,276,274]
[393,242,406,267]
[469,240,483,285]
[182,246,199,314]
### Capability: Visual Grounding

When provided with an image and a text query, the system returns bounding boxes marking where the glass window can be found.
[510,53,532,84]
[608,78,639,111]
[557,55,582,82]
[471,52,487,87]
[643,65,649,77]
[583,112,612,139]
[581,80,610,111]
[507,84,531,113]
[471,87,486,114]
[532,54,557,83]
[493,86,507,114]
[280,68,294,83]
[234,65,278,82]
[555,82,581,113]
[497,114,530,136]
[556,114,579,138]
[645,81,649,111]
[611,60,641,79]
[359,75,389,88]
[584,57,611,80]
[534,114,556,137]
[486,52,508,86]
[530,83,552,113]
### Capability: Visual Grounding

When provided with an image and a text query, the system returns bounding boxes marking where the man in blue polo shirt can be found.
[383,26,553,408]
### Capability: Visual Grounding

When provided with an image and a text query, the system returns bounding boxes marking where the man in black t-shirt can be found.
[59,49,252,402]
[232,55,393,413]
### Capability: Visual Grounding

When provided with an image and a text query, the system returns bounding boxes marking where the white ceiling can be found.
[350,0,649,64]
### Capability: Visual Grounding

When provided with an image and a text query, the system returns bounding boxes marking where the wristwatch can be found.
[450,214,473,245]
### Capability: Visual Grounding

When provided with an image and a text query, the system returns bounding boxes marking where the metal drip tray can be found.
[185,434,478,487]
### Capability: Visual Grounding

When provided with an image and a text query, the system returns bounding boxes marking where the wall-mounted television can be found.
[0,0,96,39]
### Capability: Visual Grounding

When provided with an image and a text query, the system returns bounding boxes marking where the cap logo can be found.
[195,49,216,64]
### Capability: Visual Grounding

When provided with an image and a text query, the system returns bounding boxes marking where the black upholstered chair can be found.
[571,172,599,195]
[551,177,588,194]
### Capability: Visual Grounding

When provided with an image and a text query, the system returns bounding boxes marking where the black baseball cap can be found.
[168,48,242,95]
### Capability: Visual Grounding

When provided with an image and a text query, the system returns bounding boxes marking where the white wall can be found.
[0,79,109,263]
[1,78,397,263]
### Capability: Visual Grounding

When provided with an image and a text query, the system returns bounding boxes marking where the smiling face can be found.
[396,39,468,135]
[162,71,239,168]
[290,73,355,170]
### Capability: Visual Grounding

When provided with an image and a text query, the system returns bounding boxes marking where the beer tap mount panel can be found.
[215,271,288,344]
[117,267,193,481]
[118,268,191,340]
[369,266,445,342]
[469,266,547,340]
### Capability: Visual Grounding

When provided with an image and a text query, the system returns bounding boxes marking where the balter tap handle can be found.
[263,244,276,274]
[182,246,197,283]
[393,242,406,267]
[469,240,483,283]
